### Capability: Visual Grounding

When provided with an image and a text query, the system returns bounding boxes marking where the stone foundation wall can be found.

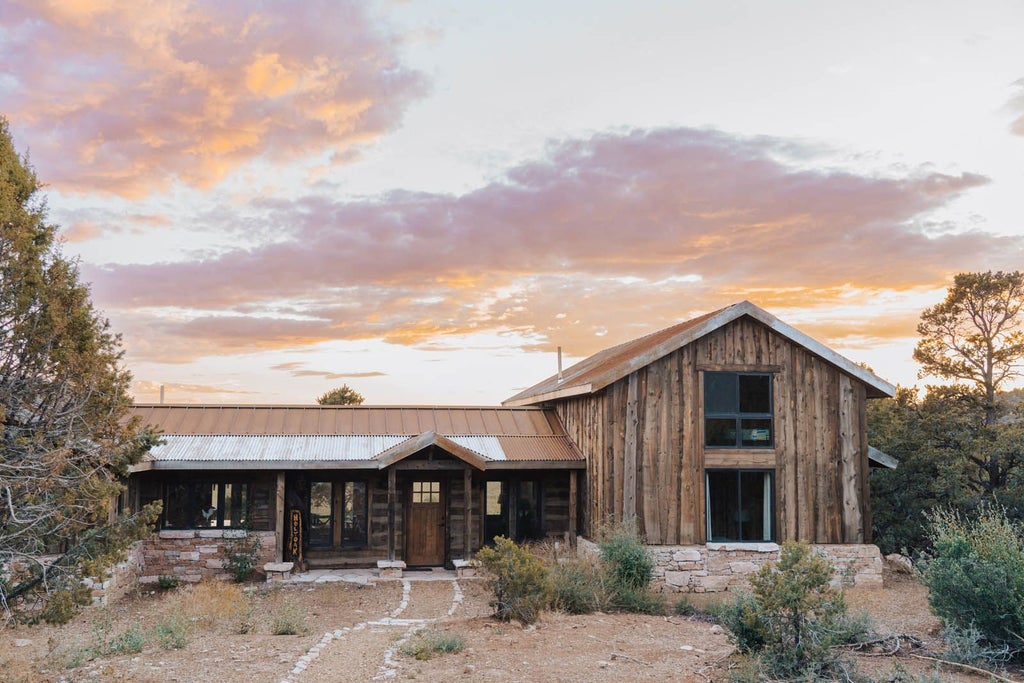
[651,542,884,593]
[137,530,277,584]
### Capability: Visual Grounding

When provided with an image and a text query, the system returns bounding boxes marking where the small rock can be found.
[464,664,476,674]
[885,553,913,574]
[710,625,724,635]
[597,661,610,669]
[680,645,694,651]
[13,638,33,647]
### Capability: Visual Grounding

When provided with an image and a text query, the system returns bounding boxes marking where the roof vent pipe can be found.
[557,346,563,383]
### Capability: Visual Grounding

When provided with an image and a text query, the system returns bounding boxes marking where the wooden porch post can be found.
[274,472,286,562]
[463,468,472,559]
[387,468,397,561]
[569,470,578,547]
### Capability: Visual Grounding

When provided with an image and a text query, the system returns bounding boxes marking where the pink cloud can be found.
[0,0,426,197]
[80,127,1016,362]
[1010,78,1024,136]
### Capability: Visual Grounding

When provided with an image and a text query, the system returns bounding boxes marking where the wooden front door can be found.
[406,480,445,566]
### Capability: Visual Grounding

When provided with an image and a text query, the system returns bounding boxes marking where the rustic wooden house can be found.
[127,301,895,589]
[504,300,895,550]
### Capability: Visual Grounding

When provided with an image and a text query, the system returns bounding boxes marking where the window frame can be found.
[160,479,254,530]
[703,371,775,449]
[705,468,776,543]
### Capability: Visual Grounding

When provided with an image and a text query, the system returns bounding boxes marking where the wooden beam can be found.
[623,372,639,522]
[387,468,396,561]
[569,470,578,545]
[704,450,777,469]
[274,472,285,563]
[696,363,782,373]
[463,468,472,559]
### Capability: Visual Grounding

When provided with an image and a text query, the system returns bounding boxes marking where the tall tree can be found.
[914,270,1024,425]
[912,270,1024,493]
[317,384,365,405]
[0,118,158,624]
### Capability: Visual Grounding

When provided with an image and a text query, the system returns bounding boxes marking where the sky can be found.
[1,0,1023,406]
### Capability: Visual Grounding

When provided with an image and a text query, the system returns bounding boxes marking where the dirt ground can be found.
[0,570,1008,682]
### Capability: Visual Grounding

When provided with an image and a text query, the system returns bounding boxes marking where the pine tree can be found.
[0,117,159,624]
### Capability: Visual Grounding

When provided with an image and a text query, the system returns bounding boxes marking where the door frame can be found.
[403,477,447,566]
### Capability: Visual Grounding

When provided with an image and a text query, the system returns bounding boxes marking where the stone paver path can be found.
[278,577,465,683]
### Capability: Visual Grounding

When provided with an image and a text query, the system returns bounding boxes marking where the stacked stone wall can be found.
[649,542,883,593]
[578,538,883,593]
[137,530,276,584]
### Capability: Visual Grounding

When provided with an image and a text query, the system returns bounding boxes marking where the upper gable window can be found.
[704,372,774,448]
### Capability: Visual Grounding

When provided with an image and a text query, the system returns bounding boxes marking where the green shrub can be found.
[223,528,262,582]
[154,612,192,649]
[610,584,666,615]
[475,536,549,625]
[597,522,654,592]
[941,621,1014,669]
[718,542,870,680]
[157,575,180,590]
[39,587,90,625]
[271,599,308,635]
[919,506,1024,650]
[548,557,608,614]
[400,628,465,660]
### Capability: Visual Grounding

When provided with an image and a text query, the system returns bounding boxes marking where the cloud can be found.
[132,379,256,398]
[270,362,386,380]
[1010,77,1024,136]
[81,127,1015,362]
[0,0,426,197]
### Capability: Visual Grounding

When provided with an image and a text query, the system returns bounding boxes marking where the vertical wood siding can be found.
[555,316,873,545]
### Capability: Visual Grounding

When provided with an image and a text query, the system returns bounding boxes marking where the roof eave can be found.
[503,383,593,407]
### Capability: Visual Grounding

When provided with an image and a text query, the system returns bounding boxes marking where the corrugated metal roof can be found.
[145,435,409,463]
[131,405,562,437]
[504,301,896,406]
[141,433,585,466]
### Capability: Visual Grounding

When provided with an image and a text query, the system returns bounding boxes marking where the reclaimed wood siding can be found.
[555,316,872,545]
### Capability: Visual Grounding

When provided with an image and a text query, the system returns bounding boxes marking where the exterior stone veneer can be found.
[136,529,277,584]
[579,538,884,593]
[652,542,884,593]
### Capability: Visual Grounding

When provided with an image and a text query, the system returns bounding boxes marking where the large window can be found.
[706,470,774,542]
[309,480,368,548]
[482,479,544,544]
[704,372,773,448]
[163,481,251,529]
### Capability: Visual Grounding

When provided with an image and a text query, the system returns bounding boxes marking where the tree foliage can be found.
[316,384,365,405]
[914,270,1024,424]
[0,117,158,624]
[870,272,1024,554]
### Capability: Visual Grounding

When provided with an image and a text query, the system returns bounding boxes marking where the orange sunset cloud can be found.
[77,127,1018,364]
[0,0,426,197]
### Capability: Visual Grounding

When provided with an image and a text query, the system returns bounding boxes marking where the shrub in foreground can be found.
[475,536,549,625]
[718,542,870,680]
[919,505,1024,651]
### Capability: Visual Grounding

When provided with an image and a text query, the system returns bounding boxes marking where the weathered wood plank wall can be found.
[555,316,873,545]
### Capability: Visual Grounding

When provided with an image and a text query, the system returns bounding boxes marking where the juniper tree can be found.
[0,117,158,623]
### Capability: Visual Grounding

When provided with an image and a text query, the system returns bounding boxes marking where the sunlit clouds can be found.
[3,1,1022,404]
[79,127,1015,368]
[0,0,425,197]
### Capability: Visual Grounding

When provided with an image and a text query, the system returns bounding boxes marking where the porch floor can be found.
[285,567,460,585]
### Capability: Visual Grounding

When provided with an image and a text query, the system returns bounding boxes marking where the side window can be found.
[706,470,774,542]
[704,372,774,448]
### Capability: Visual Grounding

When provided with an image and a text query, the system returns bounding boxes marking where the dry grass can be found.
[170,580,251,630]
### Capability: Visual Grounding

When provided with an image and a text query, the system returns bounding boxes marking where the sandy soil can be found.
[0,570,1010,682]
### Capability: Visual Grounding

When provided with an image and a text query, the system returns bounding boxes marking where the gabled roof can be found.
[503,301,896,406]
[130,404,584,471]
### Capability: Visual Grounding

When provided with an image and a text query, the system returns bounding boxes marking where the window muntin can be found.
[704,372,773,448]
[412,481,441,504]
[706,470,774,542]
